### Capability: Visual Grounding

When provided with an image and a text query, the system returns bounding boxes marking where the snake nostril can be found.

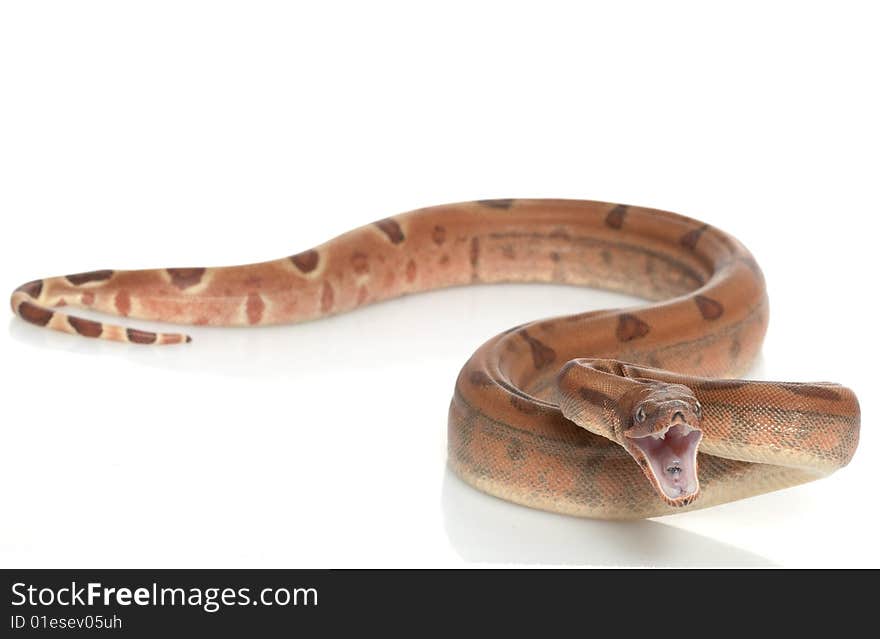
[672,411,685,422]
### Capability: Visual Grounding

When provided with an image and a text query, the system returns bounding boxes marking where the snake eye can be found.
[635,406,647,423]
[694,401,702,416]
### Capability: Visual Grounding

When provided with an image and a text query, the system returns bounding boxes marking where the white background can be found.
[1,1,877,567]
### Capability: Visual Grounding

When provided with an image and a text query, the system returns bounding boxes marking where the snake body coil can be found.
[11,199,860,519]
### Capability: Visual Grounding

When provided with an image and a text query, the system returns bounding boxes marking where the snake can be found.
[10,198,860,519]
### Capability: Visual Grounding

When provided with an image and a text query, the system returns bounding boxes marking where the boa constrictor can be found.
[11,199,860,519]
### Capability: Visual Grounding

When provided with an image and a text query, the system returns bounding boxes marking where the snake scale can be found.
[11,199,860,519]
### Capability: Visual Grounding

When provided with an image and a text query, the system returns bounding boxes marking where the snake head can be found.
[621,382,703,506]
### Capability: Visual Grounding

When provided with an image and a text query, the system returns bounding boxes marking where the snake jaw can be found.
[626,422,703,506]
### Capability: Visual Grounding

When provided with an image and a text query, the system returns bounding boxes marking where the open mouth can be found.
[627,422,702,502]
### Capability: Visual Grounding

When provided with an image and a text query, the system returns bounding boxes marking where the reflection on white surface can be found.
[441,468,774,567]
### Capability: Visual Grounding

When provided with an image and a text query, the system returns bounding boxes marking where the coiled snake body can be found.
[11,199,860,519]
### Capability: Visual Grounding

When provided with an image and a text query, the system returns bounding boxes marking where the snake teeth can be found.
[643,421,695,441]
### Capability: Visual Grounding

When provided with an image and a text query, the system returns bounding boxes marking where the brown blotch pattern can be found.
[246,293,265,325]
[468,370,493,386]
[506,438,526,461]
[320,282,335,313]
[739,255,764,281]
[405,259,417,283]
[432,225,447,246]
[374,218,405,244]
[127,328,157,344]
[616,313,650,341]
[291,249,320,274]
[19,301,54,326]
[477,198,515,209]
[502,322,526,335]
[469,237,480,270]
[729,337,742,360]
[605,204,628,230]
[695,295,724,320]
[780,383,841,401]
[167,267,206,290]
[16,279,43,299]
[66,269,113,286]
[439,254,450,267]
[578,386,615,409]
[508,394,540,415]
[519,330,557,369]
[114,290,131,316]
[588,360,625,375]
[351,252,370,275]
[680,225,708,251]
[68,316,103,338]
